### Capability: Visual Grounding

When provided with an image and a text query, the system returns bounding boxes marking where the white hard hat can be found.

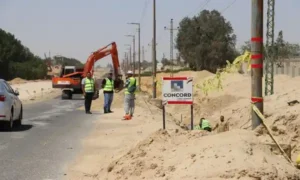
[127,70,133,74]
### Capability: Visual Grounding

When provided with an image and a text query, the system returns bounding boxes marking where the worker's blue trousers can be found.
[104,93,114,111]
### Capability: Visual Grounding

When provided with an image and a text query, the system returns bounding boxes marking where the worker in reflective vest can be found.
[194,118,211,132]
[81,72,96,114]
[102,72,114,113]
[123,70,137,120]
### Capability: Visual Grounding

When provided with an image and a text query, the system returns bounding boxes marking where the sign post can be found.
[161,77,193,130]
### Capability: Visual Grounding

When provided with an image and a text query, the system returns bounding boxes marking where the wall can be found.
[240,60,300,77]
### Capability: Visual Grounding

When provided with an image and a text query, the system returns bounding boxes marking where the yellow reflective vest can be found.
[125,77,137,94]
[84,78,95,92]
[103,78,114,91]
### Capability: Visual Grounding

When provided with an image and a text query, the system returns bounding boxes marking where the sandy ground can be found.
[65,70,300,180]
[67,91,179,180]
[8,79,60,104]
[104,129,300,179]
[141,72,300,162]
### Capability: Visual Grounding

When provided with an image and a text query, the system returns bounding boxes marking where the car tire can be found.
[14,107,22,127]
[5,110,14,131]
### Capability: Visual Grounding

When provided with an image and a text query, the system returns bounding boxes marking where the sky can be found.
[1,0,300,67]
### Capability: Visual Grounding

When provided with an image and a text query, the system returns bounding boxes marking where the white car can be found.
[0,79,23,130]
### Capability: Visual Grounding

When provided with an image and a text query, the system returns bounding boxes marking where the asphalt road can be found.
[0,95,99,180]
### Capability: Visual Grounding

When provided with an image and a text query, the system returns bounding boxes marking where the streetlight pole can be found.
[125,35,136,75]
[125,52,129,72]
[123,52,127,73]
[152,0,157,98]
[142,46,145,61]
[125,44,132,71]
[128,22,141,89]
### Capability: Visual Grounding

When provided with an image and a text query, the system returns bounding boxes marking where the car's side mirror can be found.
[14,90,19,96]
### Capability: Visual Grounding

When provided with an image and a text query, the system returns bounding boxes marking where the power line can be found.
[186,0,211,17]
[220,0,237,13]
[139,0,151,25]
[150,0,211,50]
[145,0,237,62]
[155,0,211,50]
[154,0,211,60]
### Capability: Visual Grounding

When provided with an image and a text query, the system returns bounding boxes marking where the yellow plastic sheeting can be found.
[149,51,252,96]
[198,51,251,96]
[296,153,300,165]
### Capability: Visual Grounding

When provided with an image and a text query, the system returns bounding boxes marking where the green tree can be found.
[141,60,151,69]
[161,57,171,66]
[273,31,300,65]
[275,30,286,60]
[240,41,251,53]
[0,28,47,80]
[176,10,237,72]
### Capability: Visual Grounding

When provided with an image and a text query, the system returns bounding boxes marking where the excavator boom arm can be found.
[83,42,120,78]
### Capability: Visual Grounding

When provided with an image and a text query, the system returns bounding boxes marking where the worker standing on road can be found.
[213,115,229,133]
[194,117,212,132]
[123,70,137,120]
[81,72,96,114]
[102,72,114,113]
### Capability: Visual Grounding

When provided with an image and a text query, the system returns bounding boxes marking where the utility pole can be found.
[123,52,127,73]
[164,19,178,77]
[265,0,275,96]
[251,0,264,129]
[129,47,132,70]
[148,39,158,73]
[125,44,132,71]
[142,46,145,71]
[125,35,136,74]
[126,52,129,72]
[152,0,157,98]
[128,22,141,89]
[133,36,136,74]
[142,46,145,61]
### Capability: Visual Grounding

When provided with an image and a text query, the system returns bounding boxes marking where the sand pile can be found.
[105,129,300,180]
[67,70,300,180]
[140,70,300,169]
[188,74,300,161]
[142,71,300,161]
[9,77,28,84]
[11,80,60,103]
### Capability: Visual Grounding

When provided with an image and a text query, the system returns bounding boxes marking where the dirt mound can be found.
[149,72,300,162]
[67,71,300,180]
[9,77,28,84]
[105,129,299,180]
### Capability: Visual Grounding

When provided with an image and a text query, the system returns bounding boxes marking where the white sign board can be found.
[162,77,193,105]
[57,80,71,85]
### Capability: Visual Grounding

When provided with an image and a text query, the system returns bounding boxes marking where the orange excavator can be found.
[52,42,123,99]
